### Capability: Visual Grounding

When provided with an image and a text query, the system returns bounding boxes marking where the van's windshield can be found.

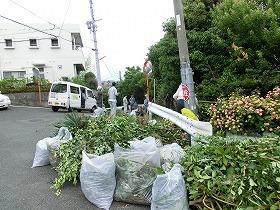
[51,84,67,93]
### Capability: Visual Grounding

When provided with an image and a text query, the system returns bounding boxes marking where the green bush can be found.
[0,77,51,94]
[210,87,280,135]
[182,136,280,210]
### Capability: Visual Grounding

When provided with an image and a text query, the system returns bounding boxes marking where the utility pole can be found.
[87,0,101,85]
[173,0,197,112]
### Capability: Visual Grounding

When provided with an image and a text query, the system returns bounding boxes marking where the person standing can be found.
[108,82,118,116]
[123,96,128,113]
[143,94,149,113]
[96,86,103,108]
[129,95,138,111]
[173,83,190,113]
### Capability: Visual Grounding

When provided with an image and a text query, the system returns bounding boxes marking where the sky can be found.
[0,0,175,81]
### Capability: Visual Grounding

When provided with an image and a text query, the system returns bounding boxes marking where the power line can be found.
[8,0,56,29]
[58,0,72,37]
[0,27,59,37]
[0,14,57,38]
[0,14,95,50]
[0,37,51,44]
[100,59,118,79]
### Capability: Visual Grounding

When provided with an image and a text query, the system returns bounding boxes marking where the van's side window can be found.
[87,90,94,98]
[51,84,67,93]
[70,86,80,94]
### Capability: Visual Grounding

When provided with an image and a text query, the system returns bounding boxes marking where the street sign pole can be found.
[173,0,197,113]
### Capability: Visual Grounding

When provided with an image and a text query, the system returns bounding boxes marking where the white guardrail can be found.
[148,102,213,137]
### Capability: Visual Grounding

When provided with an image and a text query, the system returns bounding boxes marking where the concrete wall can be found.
[7,92,49,107]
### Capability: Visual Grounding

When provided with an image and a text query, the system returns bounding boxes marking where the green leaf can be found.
[249,178,257,187]
[276,177,280,183]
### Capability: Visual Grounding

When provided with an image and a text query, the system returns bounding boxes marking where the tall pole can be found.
[173,0,197,112]
[88,0,101,85]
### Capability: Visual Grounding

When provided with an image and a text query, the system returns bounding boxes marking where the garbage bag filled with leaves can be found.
[32,137,54,167]
[160,143,185,164]
[151,164,189,210]
[47,127,72,166]
[80,151,116,210]
[114,141,160,205]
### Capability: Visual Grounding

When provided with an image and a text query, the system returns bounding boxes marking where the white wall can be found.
[0,23,85,82]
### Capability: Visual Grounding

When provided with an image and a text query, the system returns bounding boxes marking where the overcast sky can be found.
[0,0,174,81]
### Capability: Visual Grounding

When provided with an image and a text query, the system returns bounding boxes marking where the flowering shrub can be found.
[210,87,280,135]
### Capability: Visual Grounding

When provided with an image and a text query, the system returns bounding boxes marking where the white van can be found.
[48,81,97,112]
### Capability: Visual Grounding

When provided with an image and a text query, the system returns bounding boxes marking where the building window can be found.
[3,71,26,79]
[71,33,83,50]
[4,39,14,48]
[32,67,45,79]
[51,38,59,48]
[29,39,38,47]
[74,64,85,76]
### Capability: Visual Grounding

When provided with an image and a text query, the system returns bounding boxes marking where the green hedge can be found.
[0,78,51,94]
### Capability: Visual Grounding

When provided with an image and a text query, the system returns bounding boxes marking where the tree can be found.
[71,71,97,90]
[147,0,280,102]
[84,54,92,72]
[118,66,145,103]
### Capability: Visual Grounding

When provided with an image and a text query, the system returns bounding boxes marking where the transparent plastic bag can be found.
[131,136,162,148]
[160,143,185,164]
[47,127,72,166]
[114,142,160,205]
[32,137,53,167]
[94,107,105,117]
[151,164,189,210]
[80,151,116,210]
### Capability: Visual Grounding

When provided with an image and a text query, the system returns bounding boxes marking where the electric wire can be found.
[0,15,57,38]
[58,0,72,37]
[103,58,119,77]
[0,14,95,50]
[8,0,56,29]
[100,59,117,79]
[0,27,59,37]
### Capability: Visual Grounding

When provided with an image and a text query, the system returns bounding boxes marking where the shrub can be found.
[209,87,280,135]
[0,77,51,94]
[182,136,280,210]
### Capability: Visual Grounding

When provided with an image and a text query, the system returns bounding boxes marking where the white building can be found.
[0,23,86,82]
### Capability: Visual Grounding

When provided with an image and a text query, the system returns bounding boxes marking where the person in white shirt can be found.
[108,82,118,116]
[123,96,128,113]
[173,83,189,113]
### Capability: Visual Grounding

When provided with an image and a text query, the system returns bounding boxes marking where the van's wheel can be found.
[52,106,59,112]
[77,109,82,112]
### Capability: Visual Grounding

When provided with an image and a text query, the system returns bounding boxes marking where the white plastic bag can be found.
[47,127,72,166]
[32,127,72,168]
[47,127,72,150]
[114,141,160,205]
[32,137,53,167]
[160,143,185,164]
[129,136,162,149]
[94,107,105,117]
[80,151,116,210]
[151,164,189,210]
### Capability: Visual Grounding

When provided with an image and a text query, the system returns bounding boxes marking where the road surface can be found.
[0,106,149,210]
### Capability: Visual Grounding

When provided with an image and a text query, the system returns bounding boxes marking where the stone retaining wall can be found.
[7,92,49,107]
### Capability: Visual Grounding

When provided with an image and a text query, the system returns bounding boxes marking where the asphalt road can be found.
[0,106,149,210]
